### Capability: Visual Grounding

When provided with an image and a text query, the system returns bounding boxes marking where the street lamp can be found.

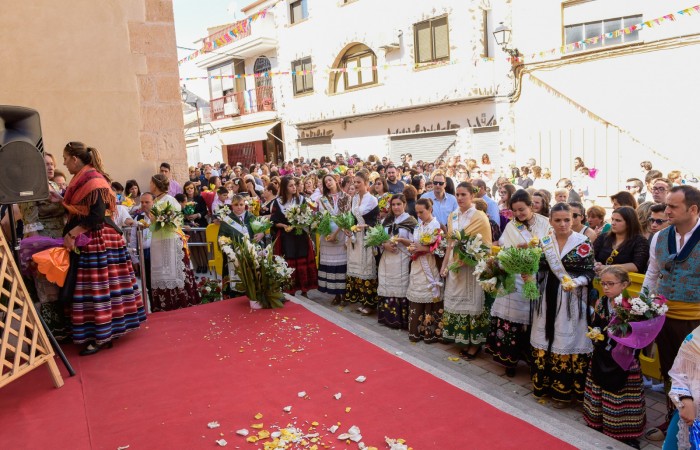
[181,84,201,138]
[493,22,521,59]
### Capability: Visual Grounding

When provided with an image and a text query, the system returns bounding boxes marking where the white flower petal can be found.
[215,439,227,446]
[207,421,220,429]
[235,429,248,436]
[355,375,366,383]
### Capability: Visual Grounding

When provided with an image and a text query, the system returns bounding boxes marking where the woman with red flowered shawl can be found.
[59,142,146,356]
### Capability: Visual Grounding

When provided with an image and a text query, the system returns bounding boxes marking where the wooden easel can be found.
[0,231,63,389]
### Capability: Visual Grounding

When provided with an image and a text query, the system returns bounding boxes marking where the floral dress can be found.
[377,213,416,329]
[345,193,379,307]
[530,232,595,403]
[406,217,444,343]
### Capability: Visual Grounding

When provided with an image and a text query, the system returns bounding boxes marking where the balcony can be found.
[211,86,275,121]
[197,15,278,68]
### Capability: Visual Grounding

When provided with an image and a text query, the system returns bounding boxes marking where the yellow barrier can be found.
[592,272,662,381]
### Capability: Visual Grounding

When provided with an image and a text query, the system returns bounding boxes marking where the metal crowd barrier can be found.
[121,225,212,315]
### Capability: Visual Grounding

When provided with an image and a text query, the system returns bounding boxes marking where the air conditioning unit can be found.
[224,101,240,116]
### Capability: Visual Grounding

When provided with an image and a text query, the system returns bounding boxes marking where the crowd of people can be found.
[2,149,699,449]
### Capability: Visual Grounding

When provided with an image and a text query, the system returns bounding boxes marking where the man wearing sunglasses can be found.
[421,170,457,230]
[643,185,700,438]
[648,203,670,238]
[625,178,645,204]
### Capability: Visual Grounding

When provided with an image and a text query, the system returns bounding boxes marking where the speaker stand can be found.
[6,204,75,377]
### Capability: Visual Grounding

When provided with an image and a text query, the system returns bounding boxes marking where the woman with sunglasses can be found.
[592,206,650,277]
[569,201,597,242]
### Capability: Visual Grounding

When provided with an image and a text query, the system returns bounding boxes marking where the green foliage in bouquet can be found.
[182,202,197,216]
[250,216,272,234]
[364,223,391,247]
[149,202,183,234]
[332,211,356,231]
[316,212,333,237]
[497,246,542,300]
[448,231,489,272]
[219,237,294,309]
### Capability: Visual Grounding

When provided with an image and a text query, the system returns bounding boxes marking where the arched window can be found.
[331,43,377,94]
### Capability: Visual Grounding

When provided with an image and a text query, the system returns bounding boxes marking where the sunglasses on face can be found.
[433,181,445,186]
[649,218,668,225]
[652,187,667,193]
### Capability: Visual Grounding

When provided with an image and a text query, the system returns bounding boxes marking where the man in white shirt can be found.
[643,185,700,436]
[130,192,154,301]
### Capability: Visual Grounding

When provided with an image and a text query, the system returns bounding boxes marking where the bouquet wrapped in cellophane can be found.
[448,231,490,272]
[473,246,513,295]
[496,239,542,300]
[150,202,184,233]
[249,216,272,234]
[182,201,197,216]
[284,202,319,235]
[364,224,391,248]
[212,204,233,226]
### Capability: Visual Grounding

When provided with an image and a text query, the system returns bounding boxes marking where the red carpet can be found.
[0,299,574,449]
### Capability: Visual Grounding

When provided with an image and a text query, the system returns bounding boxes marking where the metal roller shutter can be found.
[471,126,501,167]
[299,137,333,161]
[389,131,457,164]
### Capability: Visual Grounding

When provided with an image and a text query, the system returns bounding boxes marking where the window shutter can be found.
[359,54,374,84]
[432,17,449,60]
[415,22,432,63]
[303,58,313,92]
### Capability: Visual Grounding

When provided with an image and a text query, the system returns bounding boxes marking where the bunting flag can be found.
[178,0,283,65]
[179,59,464,81]
[525,4,700,62]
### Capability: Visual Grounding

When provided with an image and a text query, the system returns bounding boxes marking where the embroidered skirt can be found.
[486,316,531,368]
[583,365,646,440]
[274,235,318,293]
[318,236,347,295]
[151,251,201,312]
[67,226,146,345]
[377,296,410,330]
[345,276,378,307]
[531,348,591,403]
[408,301,444,343]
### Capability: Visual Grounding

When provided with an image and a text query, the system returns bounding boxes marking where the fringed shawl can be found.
[63,166,116,218]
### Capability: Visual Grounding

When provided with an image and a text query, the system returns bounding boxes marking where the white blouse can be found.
[353,193,378,216]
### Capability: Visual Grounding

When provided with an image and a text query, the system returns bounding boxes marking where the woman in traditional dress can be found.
[406,198,444,343]
[20,152,69,340]
[182,181,209,274]
[270,176,318,295]
[663,324,700,450]
[377,194,417,329]
[486,189,550,377]
[440,182,493,359]
[317,174,351,304]
[345,169,379,315]
[60,142,146,355]
[531,202,595,408]
[149,174,201,312]
[583,266,646,448]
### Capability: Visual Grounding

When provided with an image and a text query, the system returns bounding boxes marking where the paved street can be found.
[296,291,667,450]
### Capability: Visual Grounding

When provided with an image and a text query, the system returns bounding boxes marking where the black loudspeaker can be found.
[0,106,49,205]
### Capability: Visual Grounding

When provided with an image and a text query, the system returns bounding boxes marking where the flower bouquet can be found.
[197,277,223,304]
[316,212,334,237]
[182,201,197,216]
[246,197,261,216]
[19,234,92,286]
[607,287,668,370]
[150,201,184,233]
[332,211,356,232]
[219,237,294,309]
[249,216,272,235]
[285,202,318,235]
[122,194,135,208]
[377,194,390,215]
[497,245,542,300]
[473,252,513,296]
[448,231,490,272]
[364,224,391,248]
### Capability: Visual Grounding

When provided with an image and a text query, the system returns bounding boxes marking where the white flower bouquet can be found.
[149,202,183,233]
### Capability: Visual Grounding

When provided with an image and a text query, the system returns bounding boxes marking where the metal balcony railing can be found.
[210,86,275,120]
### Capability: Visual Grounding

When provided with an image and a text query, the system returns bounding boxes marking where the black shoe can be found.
[505,367,516,378]
[79,341,113,356]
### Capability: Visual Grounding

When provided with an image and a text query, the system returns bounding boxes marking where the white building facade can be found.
[510,0,700,198]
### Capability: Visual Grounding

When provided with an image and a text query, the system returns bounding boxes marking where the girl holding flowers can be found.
[377,194,417,330]
[406,198,444,343]
[440,182,493,359]
[345,169,380,315]
[270,176,318,295]
[183,181,209,274]
[530,202,596,408]
[583,266,646,448]
[317,174,351,304]
[486,189,550,377]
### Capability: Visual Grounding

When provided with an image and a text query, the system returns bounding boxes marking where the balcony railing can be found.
[210,86,275,120]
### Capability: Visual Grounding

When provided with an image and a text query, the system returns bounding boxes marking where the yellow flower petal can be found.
[246,436,259,443]
[251,423,263,429]
[254,413,263,420]
[345,407,351,413]
[448,357,460,362]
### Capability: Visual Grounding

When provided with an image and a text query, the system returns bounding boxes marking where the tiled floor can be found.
[300,290,669,449]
